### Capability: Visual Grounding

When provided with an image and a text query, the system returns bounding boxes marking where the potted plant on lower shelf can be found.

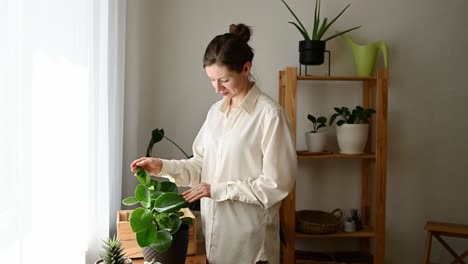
[305,114,328,152]
[96,235,132,264]
[121,128,194,264]
[329,106,376,154]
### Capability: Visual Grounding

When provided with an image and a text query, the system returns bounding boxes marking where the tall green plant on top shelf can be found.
[281,0,361,42]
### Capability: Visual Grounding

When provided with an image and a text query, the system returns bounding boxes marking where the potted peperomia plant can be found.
[305,114,328,152]
[121,128,194,264]
[281,0,361,66]
[122,167,193,264]
[329,106,376,154]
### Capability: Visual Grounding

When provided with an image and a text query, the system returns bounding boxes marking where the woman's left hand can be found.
[182,182,211,203]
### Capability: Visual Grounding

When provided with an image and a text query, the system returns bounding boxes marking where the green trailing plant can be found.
[329,106,376,126]
[281,0,361,41]
[307,114,327,133]
[146,128,191,159]
[122,167,193,252]
[98,235,132,264]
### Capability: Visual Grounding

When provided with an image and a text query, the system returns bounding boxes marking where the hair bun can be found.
[229,24,251,43]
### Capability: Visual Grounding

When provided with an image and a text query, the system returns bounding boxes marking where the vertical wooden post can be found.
[374,68,388,263]
[361,79,374,251]
[279,67,297,264]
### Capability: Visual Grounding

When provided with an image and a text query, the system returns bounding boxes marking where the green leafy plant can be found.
[307,114,327,133]
[329,106,376,126]
[281,0,361,41]
[350,208,363,230]
[146,128,191,159]
[122,128,193,253]
[98,235,132,264]
[122,167,193,252]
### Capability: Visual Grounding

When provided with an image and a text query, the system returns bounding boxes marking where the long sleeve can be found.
[158,122,205,187]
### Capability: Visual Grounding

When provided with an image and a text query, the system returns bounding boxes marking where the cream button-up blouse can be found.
[159,84,297,264]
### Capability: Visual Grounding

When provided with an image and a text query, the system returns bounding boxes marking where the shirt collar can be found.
[219,83,261,114]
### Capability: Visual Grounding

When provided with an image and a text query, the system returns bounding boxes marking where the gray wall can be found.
[122,0,468,263]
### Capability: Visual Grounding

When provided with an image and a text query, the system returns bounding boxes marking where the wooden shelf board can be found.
[297,75,376,81]
[296,226,374,238]
[297,151,375,160]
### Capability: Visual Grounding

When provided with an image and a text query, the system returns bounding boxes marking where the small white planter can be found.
[336,124,369,154]
[344,220,356,232]
[305,131,327,152]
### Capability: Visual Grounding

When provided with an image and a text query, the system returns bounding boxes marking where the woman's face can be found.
[205,63,251,101]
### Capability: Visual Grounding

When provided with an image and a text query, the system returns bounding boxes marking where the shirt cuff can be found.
[211,182,228,201]
[158,159,175,176]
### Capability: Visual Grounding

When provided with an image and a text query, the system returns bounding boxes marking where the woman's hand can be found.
[130,157,163,175]
[182,182,211,203]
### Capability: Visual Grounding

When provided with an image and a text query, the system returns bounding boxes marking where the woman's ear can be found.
[242,61,252,76]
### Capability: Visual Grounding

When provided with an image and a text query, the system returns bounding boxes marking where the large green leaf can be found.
[151,190,165,201]
[154,193,189,213]
[129,208,154,233]
[160,181,178,193]
[155,213,173,231]
[122,197,139,206]
[169,214,182,234]
[150,230,173,253]
[136,225,157,248]
[149,179,161,191]
[136,167,149,186]
[135,184,151,208]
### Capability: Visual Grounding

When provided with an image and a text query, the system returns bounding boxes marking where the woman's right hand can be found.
[130,157,163,176]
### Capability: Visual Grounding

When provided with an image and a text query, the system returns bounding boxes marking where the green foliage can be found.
[307,114,327,133]
[280,0,361,41]
[99,235,129,264]
[146,128,191,159]
[350,208,363,230]
[122,167,193,253]
[124,127,193,252]
[329,106,376,126]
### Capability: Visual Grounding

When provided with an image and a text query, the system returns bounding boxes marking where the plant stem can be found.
[163,136,191,159]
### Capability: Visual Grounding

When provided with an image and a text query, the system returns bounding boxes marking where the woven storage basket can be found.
[296,209,343,234]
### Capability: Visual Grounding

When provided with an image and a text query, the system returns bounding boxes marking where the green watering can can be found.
[340,33,389,77]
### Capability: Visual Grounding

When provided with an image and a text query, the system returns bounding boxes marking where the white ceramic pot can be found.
[305,131,327,152]
[344,220,356,232]
[336,124,369,154]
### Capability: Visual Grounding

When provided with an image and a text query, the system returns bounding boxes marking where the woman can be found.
[131,24,297,264]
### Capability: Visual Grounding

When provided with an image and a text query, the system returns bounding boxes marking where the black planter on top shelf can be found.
[299,40,325,65]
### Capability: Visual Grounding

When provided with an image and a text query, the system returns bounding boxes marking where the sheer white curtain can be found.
[0,0,126,263]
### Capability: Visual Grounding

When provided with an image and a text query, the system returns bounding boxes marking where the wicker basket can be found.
[296,209,343,234]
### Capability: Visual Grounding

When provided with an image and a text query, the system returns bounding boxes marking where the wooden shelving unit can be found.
[278,67,388,264]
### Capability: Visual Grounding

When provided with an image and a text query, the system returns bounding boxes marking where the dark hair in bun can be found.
[203,23,254,73]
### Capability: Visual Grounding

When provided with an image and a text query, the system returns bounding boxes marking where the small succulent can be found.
[350,208,363,230]
[307,114,327,133]
[99,235,131,264]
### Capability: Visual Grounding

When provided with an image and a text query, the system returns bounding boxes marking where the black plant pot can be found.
[143,224,190,264]
[299,40,326,65]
